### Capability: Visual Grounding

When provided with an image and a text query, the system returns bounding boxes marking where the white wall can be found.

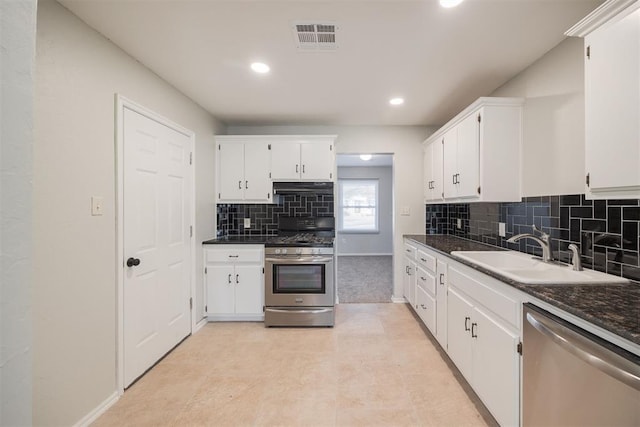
[337,166,393,255]
[34,1,224,424]
[227,125,431,300]
[491,37,586,197]
[1,0,36,425]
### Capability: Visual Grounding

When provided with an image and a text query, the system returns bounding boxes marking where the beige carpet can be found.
[94,304,493,426]
[337,256,393,303]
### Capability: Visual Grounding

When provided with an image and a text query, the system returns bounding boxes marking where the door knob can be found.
[126,257,141,267]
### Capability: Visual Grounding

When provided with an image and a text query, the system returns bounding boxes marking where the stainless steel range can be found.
[264,217,335,327]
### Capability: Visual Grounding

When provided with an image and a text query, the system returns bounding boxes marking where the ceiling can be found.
[59,0,602,127]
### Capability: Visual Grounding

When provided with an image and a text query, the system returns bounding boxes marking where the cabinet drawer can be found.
[404,243,416,259]
[205,246,264,263]
[416,249,436,272]
[449,266,519,328]
[416,266,436,295]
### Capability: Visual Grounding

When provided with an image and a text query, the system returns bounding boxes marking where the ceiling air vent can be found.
[292,22,339,51]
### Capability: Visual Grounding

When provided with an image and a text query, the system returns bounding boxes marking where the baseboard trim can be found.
[391,296,407,303]
[73,391,119,427]
[193,317,208,333]
[206,314,264,322]
[337,253,393,257]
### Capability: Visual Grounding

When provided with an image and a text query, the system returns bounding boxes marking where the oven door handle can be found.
[265,257,334,263]
[265,308,333,314]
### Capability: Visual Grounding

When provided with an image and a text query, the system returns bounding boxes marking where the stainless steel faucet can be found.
[507,224,553,262]
[567,244,583,271]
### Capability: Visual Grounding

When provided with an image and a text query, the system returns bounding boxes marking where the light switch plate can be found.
[91,196,104,216]
[400,206,411,216]
[499,222,506,237]
[244,218,251,228]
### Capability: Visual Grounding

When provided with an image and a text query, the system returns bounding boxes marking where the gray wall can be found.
[34,1,224,424]
[1,0,36,425]
[337,166,393,255]
[491,37,586,197]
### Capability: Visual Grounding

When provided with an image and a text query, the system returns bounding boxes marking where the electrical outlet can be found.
[499,222,506,237]
[456,218,462,229]
[244,218,251,228]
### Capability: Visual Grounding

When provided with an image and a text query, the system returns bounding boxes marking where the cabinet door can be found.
[447,287,473,381]
[472,306,520,427]
[586,8,640,193]
[243,141,271,201]
[403,257,416,306]
[234,264,264,315]
[301,142,333,181]
[442,129,458,198]
[423,144,433,201]
[431,138,444,201]
[435,258,448,348]
[218,142,245,201]
[416,285,436,334]
[456,113,480,199]
[206,264,235,315]
[270,142,301,181]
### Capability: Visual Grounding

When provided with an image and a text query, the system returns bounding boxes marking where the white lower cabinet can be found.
[434,258,448,348]
[204,245,264,321]
[447,265,520,427]
[403,243,417,307]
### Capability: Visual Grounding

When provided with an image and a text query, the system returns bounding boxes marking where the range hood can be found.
[272,182,334,195]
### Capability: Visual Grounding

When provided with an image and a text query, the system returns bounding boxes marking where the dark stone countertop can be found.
[203,235,272,245]
[404,234,640,348]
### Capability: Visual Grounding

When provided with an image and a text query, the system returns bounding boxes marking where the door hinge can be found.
[189,297,193,310]
[190,225,193,237]
[189,152,193,165]
[586,45,591,60]
[268,144,271,150]
[586,173,590,187]
[477,186,481,195]
[517,342,523,355]
[477,114,481,123]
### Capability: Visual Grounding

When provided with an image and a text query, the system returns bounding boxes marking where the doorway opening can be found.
[335,153,394,303]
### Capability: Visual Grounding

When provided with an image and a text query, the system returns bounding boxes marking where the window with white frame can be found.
[338,179,379,232]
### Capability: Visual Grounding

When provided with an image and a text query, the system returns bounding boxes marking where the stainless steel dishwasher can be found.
[523,303,640,426]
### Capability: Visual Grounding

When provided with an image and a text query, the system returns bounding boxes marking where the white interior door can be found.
[123,107,191,387]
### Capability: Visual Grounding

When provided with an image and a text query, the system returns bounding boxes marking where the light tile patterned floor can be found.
[93,303,491,426]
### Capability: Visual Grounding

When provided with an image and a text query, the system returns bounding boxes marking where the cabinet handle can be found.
[235,274,239,284]
[420,257,426,262]
[464,316,470,331]
[420,276,426,281]
[452,174,456,184]
[302,164,306,174]
[228,274,232,284]
[471,322,478,338]
[228,255,239,258]
[296,164,299,173]
[238,180,242,190]
[439,273,444,285]
[406,248,411,253]
[245,180,248,189]
[421,304,427,309]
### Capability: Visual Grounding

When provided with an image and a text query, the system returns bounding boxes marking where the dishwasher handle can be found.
[526,310,640,392]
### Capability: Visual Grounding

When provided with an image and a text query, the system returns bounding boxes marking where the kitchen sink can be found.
[450,250,629,285]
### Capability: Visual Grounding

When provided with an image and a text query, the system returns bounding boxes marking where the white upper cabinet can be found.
[424,136,444,202]
[567,1,640,199]
[270,136,335,181]
[217,138,272,203]
[424,97,523,203]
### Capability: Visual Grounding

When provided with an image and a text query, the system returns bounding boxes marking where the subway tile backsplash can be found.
[217,193,334,236]
[426,194,640,282]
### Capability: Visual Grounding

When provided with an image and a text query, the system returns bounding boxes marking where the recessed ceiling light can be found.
[360,154,372,161]
[389,97,404,106]
[251,62,270,74]
[440,0,464,8]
